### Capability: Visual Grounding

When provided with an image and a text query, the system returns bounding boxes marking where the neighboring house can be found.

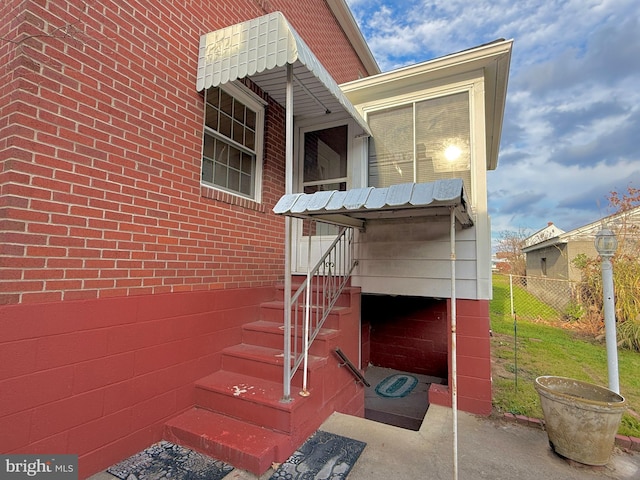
[522,208,640,310]
[0,1,512,477]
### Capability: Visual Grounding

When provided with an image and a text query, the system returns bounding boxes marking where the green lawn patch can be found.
[490,274,640,438]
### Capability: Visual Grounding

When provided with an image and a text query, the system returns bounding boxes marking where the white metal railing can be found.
[282,225,357,401]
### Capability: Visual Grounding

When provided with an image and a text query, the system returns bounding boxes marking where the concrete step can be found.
[163,407,291,475]
[194,370,320,434]
[259,300,352,330]
[242,320,340,356]
[275,282,358,308]
[220,343,327,387]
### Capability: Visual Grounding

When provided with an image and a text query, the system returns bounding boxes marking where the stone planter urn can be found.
[534,376,626,466]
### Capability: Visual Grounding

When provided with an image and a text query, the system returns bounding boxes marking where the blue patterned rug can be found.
[270,430,366,480]
[375,373,418,398]
[107,441,233,480]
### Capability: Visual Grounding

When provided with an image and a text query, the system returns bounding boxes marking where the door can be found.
[294,124,349,273]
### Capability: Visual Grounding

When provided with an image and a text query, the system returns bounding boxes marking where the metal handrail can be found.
[282,225,357,400]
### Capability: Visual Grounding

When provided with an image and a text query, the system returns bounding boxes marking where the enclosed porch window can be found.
[367,92,471,197]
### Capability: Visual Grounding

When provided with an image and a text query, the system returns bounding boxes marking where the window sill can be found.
[200,185,265,212]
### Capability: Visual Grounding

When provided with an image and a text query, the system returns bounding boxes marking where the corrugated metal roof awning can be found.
[197,12,371,135]
[273,179,473,229]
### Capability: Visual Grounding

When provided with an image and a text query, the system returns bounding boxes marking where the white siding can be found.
[352,218,482,299]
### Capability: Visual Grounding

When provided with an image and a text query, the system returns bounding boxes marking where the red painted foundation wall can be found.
[0,286,275,477]
[429,299,493,415]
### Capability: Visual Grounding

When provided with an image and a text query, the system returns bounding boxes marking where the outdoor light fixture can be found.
[595,226,619,394]
[595,228,618,257]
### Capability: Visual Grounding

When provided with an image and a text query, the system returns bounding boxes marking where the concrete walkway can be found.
[322,405,640,480]
[89,405,640,480]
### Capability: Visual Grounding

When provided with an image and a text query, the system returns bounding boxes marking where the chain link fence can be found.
[492,273,582,324]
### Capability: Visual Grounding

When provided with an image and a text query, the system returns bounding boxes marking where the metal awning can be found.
[273,179,473,229]
[196,12,371,135]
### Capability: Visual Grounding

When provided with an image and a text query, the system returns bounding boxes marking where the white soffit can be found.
[273,179,473,229]
[197,11,371,135]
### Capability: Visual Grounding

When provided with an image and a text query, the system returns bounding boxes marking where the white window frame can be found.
[201,82,266,203]
[360,78,480,207]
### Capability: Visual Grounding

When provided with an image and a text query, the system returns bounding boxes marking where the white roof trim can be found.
[197,12,371,135]
[522,206,640,253]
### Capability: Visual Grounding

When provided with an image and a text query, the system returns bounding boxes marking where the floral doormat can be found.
[107,441,233,480]
[269,430,366,480]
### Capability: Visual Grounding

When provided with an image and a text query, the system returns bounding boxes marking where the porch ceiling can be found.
[196,12,371,135]
[273,179,474,230]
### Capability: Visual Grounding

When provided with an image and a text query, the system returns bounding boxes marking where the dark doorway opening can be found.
[361,295,448,430]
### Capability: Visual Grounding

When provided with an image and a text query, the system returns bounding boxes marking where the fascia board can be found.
[340,40,513,104]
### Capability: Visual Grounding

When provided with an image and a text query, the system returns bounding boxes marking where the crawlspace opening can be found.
[361,294,448,431]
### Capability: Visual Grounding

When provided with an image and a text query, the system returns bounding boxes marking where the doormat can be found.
[269,430,366,480]
[375,374,418,398]
[107,440,233,480]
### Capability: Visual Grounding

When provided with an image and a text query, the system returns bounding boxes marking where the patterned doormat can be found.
[107,441,233,480]
[374,374,418,398]
[269,430,366,480]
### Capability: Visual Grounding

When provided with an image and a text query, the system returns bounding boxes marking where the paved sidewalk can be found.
[321,405,640,480]
[89,405,640,480]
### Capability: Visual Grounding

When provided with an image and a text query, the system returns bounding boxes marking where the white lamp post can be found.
[594,227,619,394]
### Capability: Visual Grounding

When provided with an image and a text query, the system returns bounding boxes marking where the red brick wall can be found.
[0,286,275,477]
[364,295,449,378]
[0,0,368,305]
[268,0,370,82]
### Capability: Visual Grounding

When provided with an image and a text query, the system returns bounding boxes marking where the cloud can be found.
[346,0,640,237]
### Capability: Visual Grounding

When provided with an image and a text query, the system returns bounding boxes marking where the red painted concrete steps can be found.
[160,284,364,476]
[164,408,291,474]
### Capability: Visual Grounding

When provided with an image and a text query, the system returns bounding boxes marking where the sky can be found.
[345,0,640,241]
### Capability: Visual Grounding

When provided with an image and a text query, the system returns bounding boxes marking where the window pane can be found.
[303,125,348,190]
[241,152,253,174]
[229,147,241,170]
[367,93,471,197]
[205,104,218,130]
[219,112,232,138]
[234,103,245,122]
[220,90,233,116]
[415,93,471,194]
[215,140,227,164]
[240,173,252,196]
[202,158,213,183]
[245,129,255,149]
[201,86,260,199]
[416,92,470,178]
[228,168,240,191]
[232,120,243,144]
[246,109,256,129]
[203,134,215,159]
[368,105,413,187]
[214,163,227,187]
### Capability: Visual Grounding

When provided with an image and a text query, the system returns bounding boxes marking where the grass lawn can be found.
[490,273,640,438]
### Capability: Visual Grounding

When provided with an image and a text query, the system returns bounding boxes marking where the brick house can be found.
[0,1,512,477]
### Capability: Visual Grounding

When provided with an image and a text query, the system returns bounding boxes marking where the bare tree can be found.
[495,229,528,276]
